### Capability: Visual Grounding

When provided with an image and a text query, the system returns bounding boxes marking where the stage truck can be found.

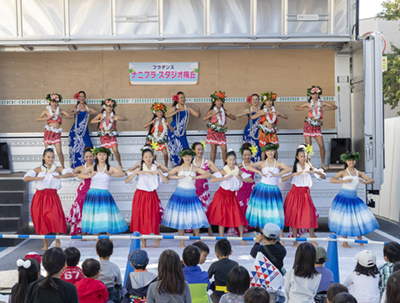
[0,0,384,230]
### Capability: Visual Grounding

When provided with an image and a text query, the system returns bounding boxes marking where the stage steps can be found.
[0,178,29,247]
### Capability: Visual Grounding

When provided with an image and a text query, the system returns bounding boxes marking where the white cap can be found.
[355,250,376,267]
[262,223,280,240]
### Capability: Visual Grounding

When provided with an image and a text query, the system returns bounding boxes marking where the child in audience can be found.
[220,266,250,303]
[379,261,400,303]
[192,241,210,265]
[10,258,40,303]
[75,258,109,303]
[208,239,239,303]
[315,246,334,293]
[250,223,286,274]
[182,245,210,303]
[386,270,400,303]
[24,252,42,265]
[244,287,270,303]
[96,239,123,303]
[60,247,84,285]
[284,242,321,303]
[123,248,157,303]
[378,241,400,297]
[326,284,349,303]
[24,247,79,303]
[331,293,358,303]
[147,250,191,303]
[342,250,379,303]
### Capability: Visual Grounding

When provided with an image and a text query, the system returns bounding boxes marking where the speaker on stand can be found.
[329,138,351,169]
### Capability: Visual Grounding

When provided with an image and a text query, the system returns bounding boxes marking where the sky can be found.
[359,0,386,19]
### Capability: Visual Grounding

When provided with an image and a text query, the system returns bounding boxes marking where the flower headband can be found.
[307,86,323,96]
[151,102,167,114]
[340,151,360,162]
[261,92,277,102]
[261,144,279,152]
[178,149,196,157]
[91,146,112,156]
[101,98,117,108]
[46,93,62,103]
[191,141,207,151]
[210,91,226,102]
[239,144,258,156]
[17,259,31,269]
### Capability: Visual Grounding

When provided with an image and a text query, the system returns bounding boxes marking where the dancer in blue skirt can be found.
[245,143,291,240]
[163,148,211,247]
[329,151,379,248]
[78,147,128,236]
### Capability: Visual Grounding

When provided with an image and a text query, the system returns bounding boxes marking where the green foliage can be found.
[376,0,400,21]
[382,44,400,112]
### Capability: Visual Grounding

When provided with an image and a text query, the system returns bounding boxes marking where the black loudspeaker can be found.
[0,143,10,170]
[329,138,351,169]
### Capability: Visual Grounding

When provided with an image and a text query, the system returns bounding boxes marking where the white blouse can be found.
[291,163,324,187]
[177,165,196,189]
[213,165,251,191]
[127,164,167,192]
[24,167,73,191]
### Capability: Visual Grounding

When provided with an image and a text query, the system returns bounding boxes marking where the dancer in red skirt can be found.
[144,102,174,166]
[203,91,236,163]
[294,86,337,170]
[23,148,74,250]
[125,145,169,248]
[91,98,127,170]
[36,93,71,168]
[282,145,326,247]
[207,149,253,245]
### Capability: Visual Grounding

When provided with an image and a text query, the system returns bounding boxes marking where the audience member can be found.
[243,287,270,303]
[331,292,358,303]
[380,261,400,303]
[60,247,84,285]
[326,283,349,303]
[24,252,42,265]
[9,258,40,303]
[386,270,400,303]
[315,246,334,293]
[378,241,400,296]
[192,241,210,265]
[220,266,250,303]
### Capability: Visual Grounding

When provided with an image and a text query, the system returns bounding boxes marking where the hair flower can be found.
[172,94,179,102]
[73,92,80,100]
[249,145,258,156]
[201,140,207,150]
[246,96,252,104]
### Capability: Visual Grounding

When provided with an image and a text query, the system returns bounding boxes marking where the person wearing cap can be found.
[342,250,380,303]
[122,248,157,303]
[250,223,286,275]
[314,246,334,293]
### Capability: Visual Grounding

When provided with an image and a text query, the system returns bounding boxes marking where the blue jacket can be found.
[183,266,210,291]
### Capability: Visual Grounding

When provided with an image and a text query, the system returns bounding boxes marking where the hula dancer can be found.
[282,145,326,247]
[236,94,262,162]
[162,148,211,247]
[23,148,74,250]
[294,86,337,170]
[144,102,174,166]
[245,143,291,240]
[329,151,379,248]
[251,92,288,160]
[91,98,127,170]
[125,145,169,248]
[207,149,253,245]
[36,93,71,168]
[203,91,236,163]
[78,147,128,236]
[66,147,94,236]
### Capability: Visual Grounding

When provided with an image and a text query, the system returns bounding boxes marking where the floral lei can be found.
[296,162,311,173]
[41,163,57,174]
[264,106,277,124]
[310,98,322,119]
[257,124,277,134]
[214,106,226,126]
[102,111,114,131]
[147,118,167,143]
[223,165,239,176]
[142,162,157,172]
[46,105,60,120]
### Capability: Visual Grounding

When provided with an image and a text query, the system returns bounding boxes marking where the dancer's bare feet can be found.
[141,239,147,248]
[357,236,364,246]
[293,241,299,247]
[55,239,61,247]
[241,240,247,245]
[342,242,351,248]
[119,165,123,171]
[322,164,328,171]
[41,246,48,251]
[154,239,160,248]
[41,239,48,250]
[179,240,185,248]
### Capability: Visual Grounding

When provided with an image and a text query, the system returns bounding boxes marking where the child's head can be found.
[129,248,149,270]
[215,239,232,259]
[157,250,186,295]
[326,283,349,303]
[15,258,41,303]
[240,143,252,163]
[354,250,378,278]
[191,142,204,158]
[226,150,237,167]
[192,241,210,265]
[331,292,358,303]
[387,270,400,303]
[226,266,250,295]
[64,247,80,267]
[178,148,195,166]
[24,252,42,265]
[315,246,328,265]
[141,145,155,167]
[39,247,66,289]
[96,239,113,259]
[393,261,400,273]
[292,147,308,172]
[244,287,270,303]
[182,245,200,267]
[262,223,280,242]
[82,258,101,279]
[383,241,400,264]
[293,242,319,278]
